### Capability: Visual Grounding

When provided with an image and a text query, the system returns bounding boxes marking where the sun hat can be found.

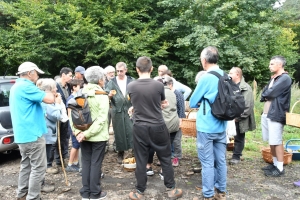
[17,62,45,75]
[75,66,85,75]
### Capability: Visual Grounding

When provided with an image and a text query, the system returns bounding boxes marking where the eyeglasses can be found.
[117,70,124,73]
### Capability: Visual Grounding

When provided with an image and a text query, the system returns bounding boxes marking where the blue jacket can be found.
[189,67,227,133]
[42,103,62,144]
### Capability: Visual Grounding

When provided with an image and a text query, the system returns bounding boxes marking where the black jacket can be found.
[261,73,292,124]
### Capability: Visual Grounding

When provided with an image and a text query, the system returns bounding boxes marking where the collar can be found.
[206,65,220,72]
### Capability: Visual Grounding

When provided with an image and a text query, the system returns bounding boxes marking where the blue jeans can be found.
[17,136,47,200]
[197,131,227,198]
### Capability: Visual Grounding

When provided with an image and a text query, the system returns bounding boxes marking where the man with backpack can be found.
[190,46,227,200]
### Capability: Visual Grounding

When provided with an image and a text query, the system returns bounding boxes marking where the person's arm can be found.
[43,92,55,104]
[189,76,210,108]
[239,85,254,119]
[261,75,292,100]
[175,91,186,118]
[173,79,192,100]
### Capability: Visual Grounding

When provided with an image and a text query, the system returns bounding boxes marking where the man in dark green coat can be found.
[228,67,256,165]
[106,62,134,163]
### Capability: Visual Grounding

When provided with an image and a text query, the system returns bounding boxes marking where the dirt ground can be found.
[1,137,300,200]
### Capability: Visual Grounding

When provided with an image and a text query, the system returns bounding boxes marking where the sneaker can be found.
[265,167,285,177]
[166,187,183,200]
[41,184,55,193]
[46,167,58,174]
[146,167,154,176]
[101,173,105,179]
[261,164,275,171]
[293,180,300,187]
[172,157,179,167]
[117,151,124,164]
[99,191,107,199]
[129,190,145,200]
[214,188,226,200]
[66,164,80,172]
[229,159,240,165]
[159,172,164,180]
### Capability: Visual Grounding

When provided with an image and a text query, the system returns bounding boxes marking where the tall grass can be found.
[182,83,300,160]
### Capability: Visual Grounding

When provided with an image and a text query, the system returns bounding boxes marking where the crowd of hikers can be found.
[10,45,297,200]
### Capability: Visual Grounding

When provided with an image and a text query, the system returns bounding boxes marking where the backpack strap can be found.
[95,90,107,95]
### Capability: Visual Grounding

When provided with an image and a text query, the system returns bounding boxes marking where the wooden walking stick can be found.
[57,121,69,186]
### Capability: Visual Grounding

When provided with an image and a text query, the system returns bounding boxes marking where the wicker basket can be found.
[181,109,197,137]
[286,100,300,128]
[261,148,292,165]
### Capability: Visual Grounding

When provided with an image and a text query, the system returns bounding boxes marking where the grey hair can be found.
[195,71,207,83]
[84,66,105,84]
[36,78,57,92]
[116,62,127,69]
[271,55,286,67]
[104,65,115,74]
[164,76,173,86]
[200,46,219,64]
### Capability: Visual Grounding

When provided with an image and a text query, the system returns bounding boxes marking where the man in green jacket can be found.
[228,67,256,165]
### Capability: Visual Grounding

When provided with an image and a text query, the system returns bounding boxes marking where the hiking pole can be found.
[57,121,69,186]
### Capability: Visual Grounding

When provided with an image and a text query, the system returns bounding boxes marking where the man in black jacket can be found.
[260,56,292,177]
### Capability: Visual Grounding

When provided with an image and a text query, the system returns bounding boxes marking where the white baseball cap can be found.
[17,62,45,75]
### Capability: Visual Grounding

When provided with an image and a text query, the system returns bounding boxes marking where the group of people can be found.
[10,45,294,200]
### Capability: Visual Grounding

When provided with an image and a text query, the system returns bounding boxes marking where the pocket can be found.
[149,124,169,145]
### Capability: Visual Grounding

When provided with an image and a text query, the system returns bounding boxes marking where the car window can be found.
[0,82,14,107]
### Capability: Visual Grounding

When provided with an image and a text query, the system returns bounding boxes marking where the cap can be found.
[75,66,85,75]
[17,62,45,75]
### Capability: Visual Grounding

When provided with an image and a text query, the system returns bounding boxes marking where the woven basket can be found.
[181,109,197,137]
[286,100,300,128]
[261,148,292,165]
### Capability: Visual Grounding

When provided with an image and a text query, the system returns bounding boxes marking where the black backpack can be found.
[203,71,245,121]
[68,89,107,131]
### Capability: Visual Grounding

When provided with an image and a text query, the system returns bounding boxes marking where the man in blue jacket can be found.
[261,56,292,177]
[190,46,227,200]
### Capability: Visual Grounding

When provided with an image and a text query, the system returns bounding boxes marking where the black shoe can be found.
[265,167,285,177]
[261,164,275,171]
[99,191,107,199]
[146,167,154,176]
[117,151,124,164]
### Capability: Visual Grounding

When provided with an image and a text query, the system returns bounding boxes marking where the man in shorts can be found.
[127,56,183,200]
[260,55,292,177]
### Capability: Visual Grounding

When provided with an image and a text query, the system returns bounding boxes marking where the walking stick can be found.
[57,121,69,186]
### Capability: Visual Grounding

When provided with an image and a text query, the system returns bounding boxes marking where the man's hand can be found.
[161,100,169,109]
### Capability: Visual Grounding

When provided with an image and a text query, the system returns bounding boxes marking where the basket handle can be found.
[290,100,300,113]
[186,108,196,119]
[285,139,300,150]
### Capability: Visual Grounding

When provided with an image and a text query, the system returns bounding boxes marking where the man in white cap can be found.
[74,66,85,80]
[10,62,56,200]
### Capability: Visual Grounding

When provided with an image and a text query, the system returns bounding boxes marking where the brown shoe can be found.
[129,190,145,200]
[214,188,226,200]
[167,187,183,200]
[17,193,27,200]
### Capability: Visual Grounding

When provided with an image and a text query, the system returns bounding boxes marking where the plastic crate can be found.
[285,139,300,160]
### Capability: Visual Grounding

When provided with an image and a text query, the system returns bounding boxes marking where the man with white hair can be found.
[104,65,116,87]
[10,62,55,200]
[155,65,192,100]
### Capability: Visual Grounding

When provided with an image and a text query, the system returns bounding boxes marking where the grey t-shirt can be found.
[127,78,165,125]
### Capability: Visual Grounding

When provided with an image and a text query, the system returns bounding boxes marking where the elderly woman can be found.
[71,66,109,200]
[36,78,67,174]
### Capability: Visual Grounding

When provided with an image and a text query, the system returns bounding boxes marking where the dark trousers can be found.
[46,144,54,168]
[134,123,175,192]
[80,141,106,199]
[52,121,70,164]
[147,131,177,164]
[233,122,245,160]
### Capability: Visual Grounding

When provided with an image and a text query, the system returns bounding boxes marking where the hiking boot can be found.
[229,159,240,165]
[66,164,80,172]
[46,167,58,174]
[214,188,226,200]
[195,184,202,191]
[172,157,179,167]
[117,151,124,164]
[89,191,107,199]
[146,167,154,176]
[17,193,27,200]
[261,164,275,171]
[166,187,183,200]
[129,190,145,200]
[41,184,55,193]
[264,167,285,177]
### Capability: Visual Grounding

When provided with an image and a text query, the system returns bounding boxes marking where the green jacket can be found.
[72,83,109,142]
[238,77,256,133]
[163,86,180,133]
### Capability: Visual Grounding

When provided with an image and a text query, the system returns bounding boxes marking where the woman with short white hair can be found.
[71,66,109,200]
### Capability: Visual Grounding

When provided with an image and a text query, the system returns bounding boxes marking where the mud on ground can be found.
[0,139,300,200]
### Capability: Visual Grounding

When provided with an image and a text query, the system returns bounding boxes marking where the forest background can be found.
[0,0,300,90]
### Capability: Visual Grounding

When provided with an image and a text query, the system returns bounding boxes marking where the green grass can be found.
[182,83,300,162]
